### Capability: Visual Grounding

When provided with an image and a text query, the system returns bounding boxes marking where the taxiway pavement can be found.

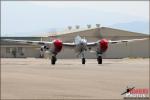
[1,58,149,99]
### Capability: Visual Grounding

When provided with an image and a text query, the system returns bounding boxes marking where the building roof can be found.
[45,27,148,37]
[1,27,149,45]
[1,37,42,45]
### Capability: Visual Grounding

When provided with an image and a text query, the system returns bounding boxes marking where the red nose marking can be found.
[100,39,108,52]
[54,39,62,53]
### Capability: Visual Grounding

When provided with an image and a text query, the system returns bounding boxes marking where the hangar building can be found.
[1,27,149,58]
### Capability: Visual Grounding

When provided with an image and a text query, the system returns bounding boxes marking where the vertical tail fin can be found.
[75,35,81,44]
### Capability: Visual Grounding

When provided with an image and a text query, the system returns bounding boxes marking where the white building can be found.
[1,27,149,58]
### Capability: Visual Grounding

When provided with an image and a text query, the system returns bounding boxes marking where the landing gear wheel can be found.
[82,58,86,64]
[97,56,102,64]
[51,56,56,65]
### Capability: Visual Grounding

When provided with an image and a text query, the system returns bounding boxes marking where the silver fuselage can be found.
[74,37,87,53]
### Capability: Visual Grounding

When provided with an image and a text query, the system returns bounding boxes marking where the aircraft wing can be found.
[63,42,76,47]
[1,39,52,46]
[63,42,98,46]
[87,42,97,46]
[109,38,148,44]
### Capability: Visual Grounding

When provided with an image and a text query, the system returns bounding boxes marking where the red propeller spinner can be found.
[99,39,108,52]
[53,39,63,53]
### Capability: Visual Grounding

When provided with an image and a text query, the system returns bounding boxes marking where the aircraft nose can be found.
[80,39,87,45]
[80,42,84,45]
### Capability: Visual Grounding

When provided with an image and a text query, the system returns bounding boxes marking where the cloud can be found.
[29,1,149,20]
[1,1,149,36]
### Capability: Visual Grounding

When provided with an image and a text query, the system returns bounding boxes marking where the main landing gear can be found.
[81,51,86,64]
[97,56,102,64]
[97,52,102,64]
[82,58,86,64]
[51,56,57,65]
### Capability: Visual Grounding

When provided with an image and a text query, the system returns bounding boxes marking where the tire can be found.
[82,58,86,64]
[51,56,56,65]
[97,56,102,64]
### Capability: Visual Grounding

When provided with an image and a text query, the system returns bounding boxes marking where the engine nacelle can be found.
[53,39,63,53]
[99,39,108,52]
[40,45,49,51]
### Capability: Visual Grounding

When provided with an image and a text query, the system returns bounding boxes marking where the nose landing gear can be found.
[82,58,86,64]
[51,56,57,65]
[81,51,86,64]
[97,56,102,64]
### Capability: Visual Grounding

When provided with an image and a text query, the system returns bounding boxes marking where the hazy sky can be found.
[1,1,149,36]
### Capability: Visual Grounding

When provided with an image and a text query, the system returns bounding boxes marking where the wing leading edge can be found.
[1,39,52,45]
[108,38,148,44]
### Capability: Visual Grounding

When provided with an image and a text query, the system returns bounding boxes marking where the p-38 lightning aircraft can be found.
[2,36,147,65]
